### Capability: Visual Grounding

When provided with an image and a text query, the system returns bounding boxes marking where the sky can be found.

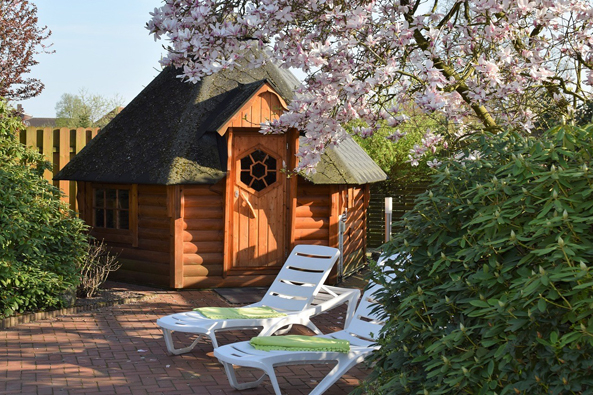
[16,0,166,117]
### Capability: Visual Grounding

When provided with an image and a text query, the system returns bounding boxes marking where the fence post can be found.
[41,128,53,182]
[58,128,70,205]
[384,197,392,243]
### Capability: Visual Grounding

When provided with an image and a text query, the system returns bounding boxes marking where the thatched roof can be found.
[56,50,386,185]
[303,136,387,184]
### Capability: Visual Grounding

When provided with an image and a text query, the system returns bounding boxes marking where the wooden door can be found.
[230,132,287,270]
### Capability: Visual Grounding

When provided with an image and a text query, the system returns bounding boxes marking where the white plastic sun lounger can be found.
[213,283,385,395]
[157,245,361,354]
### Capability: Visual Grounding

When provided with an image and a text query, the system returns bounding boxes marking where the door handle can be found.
[240,190,257,218]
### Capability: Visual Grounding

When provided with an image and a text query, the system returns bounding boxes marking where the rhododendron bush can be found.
[363,124,593,394]
[147,0,593,172]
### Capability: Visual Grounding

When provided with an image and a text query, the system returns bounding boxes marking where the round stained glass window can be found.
[239,149,277,191]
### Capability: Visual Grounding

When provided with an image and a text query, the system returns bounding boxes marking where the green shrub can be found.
[0,100,88,318]
[364,125,593,395]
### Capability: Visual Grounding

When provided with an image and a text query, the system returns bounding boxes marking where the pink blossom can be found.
[475,57,502,84]
[427,159,442,169]
[517,0,536,14]
[147,0,593,171]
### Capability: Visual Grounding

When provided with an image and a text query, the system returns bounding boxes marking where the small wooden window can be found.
[239,149,277,192]
[93,188,130,230]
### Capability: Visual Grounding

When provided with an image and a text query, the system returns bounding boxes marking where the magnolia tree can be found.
[147,0,593,172]
[0,0,52,100]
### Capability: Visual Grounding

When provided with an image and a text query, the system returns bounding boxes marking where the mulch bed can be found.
[0,281,156,330]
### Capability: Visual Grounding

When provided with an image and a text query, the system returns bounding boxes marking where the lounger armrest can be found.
[309,286,361,327]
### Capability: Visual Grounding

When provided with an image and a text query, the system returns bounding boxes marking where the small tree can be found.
[77,239,121,298]
[0,100,88,318]
[0,0,52,100]
[55,89,124,128]
[365,124,593,394]
[351,108,448,186]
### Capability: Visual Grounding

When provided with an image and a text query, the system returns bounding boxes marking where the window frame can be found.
[90,184,133,235]
[238,148,280,194]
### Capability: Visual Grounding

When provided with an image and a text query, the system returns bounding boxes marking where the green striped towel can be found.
[193,306,287,319]
[250,335,350,353]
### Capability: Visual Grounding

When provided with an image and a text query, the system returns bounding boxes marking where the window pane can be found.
[265,156,277,171]
[105,209,115,228]
[94,189,104,208]
[240,155,253,170]
[118,210,129,230]
[95,209,104,227]
[251,150,267,162]
[264,171,277,187]
[106,189,117,209]
[240,170,252,188]
[118,190,129,209]
[250,178,266,191]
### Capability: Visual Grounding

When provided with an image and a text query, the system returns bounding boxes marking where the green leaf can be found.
[541,275,549,286]
[487,360,494,377]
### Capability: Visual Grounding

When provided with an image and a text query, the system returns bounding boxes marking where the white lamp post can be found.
[385,197,392,243]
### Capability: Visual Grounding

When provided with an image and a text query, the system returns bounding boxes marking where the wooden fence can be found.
[367,183,428,248]
[20,127,100,211]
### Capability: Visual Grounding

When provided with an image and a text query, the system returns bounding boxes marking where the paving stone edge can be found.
[0,293,154,330]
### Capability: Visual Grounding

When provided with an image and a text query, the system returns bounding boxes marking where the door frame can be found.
[222,127,298,277]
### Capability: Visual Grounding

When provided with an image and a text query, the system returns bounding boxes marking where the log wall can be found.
[181,183,226,288]
[293,180,368,280]
[293,180,331,246]
[80,182,171,287]
[81,179,368,289]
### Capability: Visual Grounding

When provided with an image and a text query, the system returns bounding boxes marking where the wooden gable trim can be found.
[216,83,289,135]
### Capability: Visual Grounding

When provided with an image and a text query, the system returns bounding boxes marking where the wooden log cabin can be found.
[56,51,386,288]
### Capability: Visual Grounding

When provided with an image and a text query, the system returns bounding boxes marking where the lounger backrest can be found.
[260,245,340,312]
[345,283,385,341]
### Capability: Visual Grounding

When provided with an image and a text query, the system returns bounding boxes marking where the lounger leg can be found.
[304,321,323,335]
[207,332,220,348]
[161,328,203,355]
[309,358,358,395]
[221,362,268,391]
[259,324,290,337]
[344,299,357,328]
[271,325,293,335]
[266,368,283,395]
[265,321,321,336]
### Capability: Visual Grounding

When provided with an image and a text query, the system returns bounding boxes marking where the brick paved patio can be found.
[0,283,370,395]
